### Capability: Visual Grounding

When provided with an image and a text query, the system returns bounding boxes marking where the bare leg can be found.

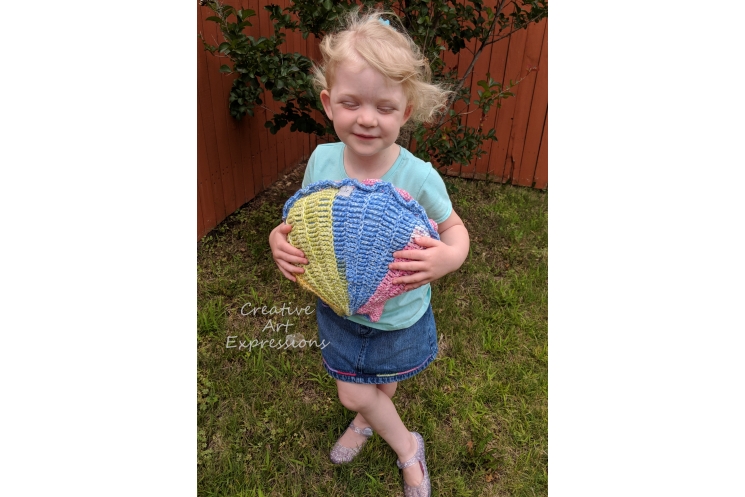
[336,382,397,449]
[335,380,423,486]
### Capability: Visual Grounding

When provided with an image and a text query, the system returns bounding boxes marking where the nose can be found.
[356,107,377,128]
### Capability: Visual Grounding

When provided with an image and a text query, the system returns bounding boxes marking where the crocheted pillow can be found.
[282,178,440,322]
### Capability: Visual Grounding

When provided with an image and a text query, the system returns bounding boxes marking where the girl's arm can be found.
[269,222,308,282]
[388,209,470,291]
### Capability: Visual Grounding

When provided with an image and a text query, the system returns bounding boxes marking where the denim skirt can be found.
[316,298,438,384]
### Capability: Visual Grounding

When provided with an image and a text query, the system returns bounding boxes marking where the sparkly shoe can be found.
[329,421,374,464]
[396,432,430,497]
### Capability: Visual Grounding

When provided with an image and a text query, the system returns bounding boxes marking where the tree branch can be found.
[432,14,498,129]
[421,5,440,58]
[484,12,547,47]
[431,0,545,131]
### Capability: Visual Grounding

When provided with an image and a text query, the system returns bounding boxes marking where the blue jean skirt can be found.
[316,299,438,384]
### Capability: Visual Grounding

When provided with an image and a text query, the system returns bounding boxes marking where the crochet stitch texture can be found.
[283,178,439,322]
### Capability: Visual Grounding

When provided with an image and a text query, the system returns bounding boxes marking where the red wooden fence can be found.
[197,1,547,240]
[443,14,547,188]
[197,0,319,240]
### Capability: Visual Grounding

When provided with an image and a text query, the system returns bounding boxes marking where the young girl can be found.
[269,10,469,496]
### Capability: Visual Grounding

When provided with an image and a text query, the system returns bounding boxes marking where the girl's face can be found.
[320,58,413,164]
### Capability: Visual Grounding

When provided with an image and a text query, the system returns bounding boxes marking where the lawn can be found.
[197,164,548,496]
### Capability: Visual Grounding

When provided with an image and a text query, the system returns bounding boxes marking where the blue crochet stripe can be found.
[332,186,425,311]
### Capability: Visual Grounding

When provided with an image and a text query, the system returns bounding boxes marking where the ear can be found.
[320,89,333,120]
[402,104,413,124]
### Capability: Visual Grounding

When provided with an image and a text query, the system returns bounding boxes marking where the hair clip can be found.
[379,18,391,27]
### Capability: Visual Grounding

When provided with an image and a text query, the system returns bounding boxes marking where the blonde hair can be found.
[312,9,450,124]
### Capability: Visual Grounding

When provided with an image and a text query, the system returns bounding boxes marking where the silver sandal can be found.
[396,432,431,497]
[329,421,374,464]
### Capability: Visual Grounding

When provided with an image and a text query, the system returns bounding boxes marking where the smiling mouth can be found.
[354,133,377,139]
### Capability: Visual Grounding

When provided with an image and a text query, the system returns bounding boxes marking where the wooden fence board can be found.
[458,37,479,179]
[476,35,510,180]
[203,8,232,211]
[276,130,284,175]
[237,112,254,204]
[286,7,300,169]
[197,10,227,224]
[516,20,547,187]
[441,25,461,178]
[237,115,254,199]
[534,111,548,189]
[273,0,291,176]
[292,1,302,167]
[506,19,544,187]
[273,23,287,176]
[475,1,514,181]
[310,31,324,155]
[242,0,262,198]
[489,23,527,183]
[197,99,216,230]
[246,115,262,198]
[467,31,495,179]
[221,69,248,206]
[197,191,205,242]
[202,6,239,215]
[262,0,278,192]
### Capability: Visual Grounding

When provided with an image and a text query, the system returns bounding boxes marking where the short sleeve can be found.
[301,150,316,188]
[415,167,453,225]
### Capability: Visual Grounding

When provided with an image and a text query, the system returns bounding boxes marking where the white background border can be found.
[2,1,743,495]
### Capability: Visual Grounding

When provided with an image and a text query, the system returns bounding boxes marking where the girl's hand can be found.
[388,209,470,291]
[269,223,308,282]
[388,237,461,291]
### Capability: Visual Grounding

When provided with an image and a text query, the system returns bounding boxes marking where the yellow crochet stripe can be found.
[286,188,350,316]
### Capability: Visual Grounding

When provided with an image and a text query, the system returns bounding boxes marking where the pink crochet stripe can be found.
[357,226,430,321]
[361,179,414,202]
[395,187,413,201]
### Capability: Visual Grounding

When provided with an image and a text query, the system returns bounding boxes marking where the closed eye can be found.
[378,107,395,114]
[341,102,358,109]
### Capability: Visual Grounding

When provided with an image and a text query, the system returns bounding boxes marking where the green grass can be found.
[197,166,547,496]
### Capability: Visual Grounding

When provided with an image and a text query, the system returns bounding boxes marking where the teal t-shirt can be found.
[302,142,453,331]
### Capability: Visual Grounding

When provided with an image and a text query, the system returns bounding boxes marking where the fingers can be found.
[281,244,306,260]
[278,267,297,282]
[391,272,430,288]
[403,283,425,291]
[388,260,424,272]
[411,236,439,246]
[270,222,309,283]
[277,259,305,274]
[271,247,307,267]
[392,250,425,261]
[278,252,308,265]
[392,237,441,259]
[270,223,307,261]
[397,279,428,291]
[276,259,305,282]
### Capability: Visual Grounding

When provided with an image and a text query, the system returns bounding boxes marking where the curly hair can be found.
[312,9,450,124]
